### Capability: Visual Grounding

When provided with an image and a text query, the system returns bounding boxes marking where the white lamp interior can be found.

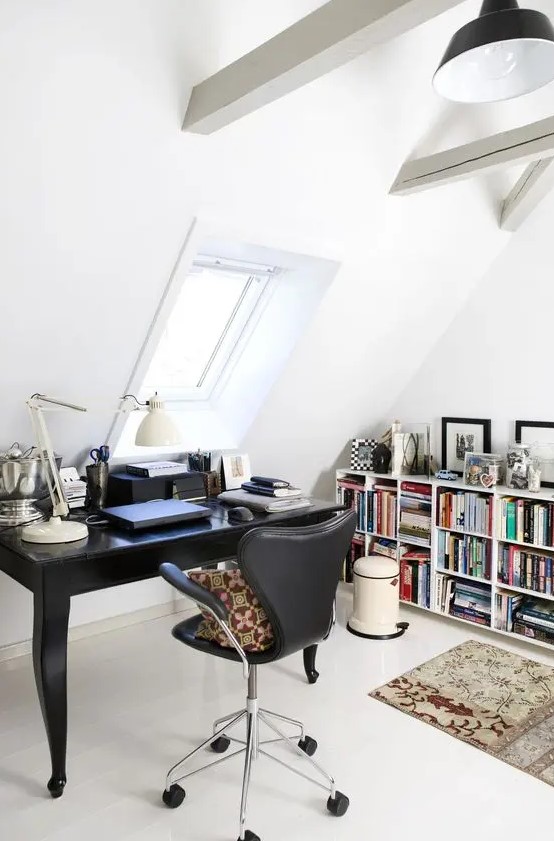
[434,38,554,102]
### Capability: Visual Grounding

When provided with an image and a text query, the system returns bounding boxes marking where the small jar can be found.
[528,458,541,493]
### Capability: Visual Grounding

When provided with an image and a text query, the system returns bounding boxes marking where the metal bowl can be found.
[0,456,49,502]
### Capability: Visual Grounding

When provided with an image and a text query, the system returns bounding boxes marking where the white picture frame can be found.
[221,453,251,490]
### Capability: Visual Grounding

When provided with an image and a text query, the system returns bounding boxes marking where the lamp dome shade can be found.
[134,395,182,446]
[433,0,554,102]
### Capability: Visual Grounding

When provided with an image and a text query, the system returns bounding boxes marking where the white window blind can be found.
[140,257,276,400]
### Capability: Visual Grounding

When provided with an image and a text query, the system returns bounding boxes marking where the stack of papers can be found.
[60,467,87,509]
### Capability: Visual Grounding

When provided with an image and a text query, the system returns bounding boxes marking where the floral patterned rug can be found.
[370,639,554,786]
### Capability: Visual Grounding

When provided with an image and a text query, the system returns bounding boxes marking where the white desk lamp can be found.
[21,393,181,544]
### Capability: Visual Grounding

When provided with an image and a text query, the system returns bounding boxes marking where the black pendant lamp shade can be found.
[433,0,554,102]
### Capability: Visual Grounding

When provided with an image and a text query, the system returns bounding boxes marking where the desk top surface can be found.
[0,499,342,566]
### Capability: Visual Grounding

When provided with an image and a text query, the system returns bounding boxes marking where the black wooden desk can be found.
[0,499,340,797]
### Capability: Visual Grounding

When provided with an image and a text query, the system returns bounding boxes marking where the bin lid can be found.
[354,554,399,578]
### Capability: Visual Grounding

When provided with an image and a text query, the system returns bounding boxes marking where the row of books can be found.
[512,598,554,644]
[340,534,366,583]
[437,489,492,536]
[436,576,492,626]
[398,482,431,546]
[336,477,367,532]
[437,529,491,579]
[499,497,554,547]
[400,550,431,608]
[498,543,554,595]
[367,486,397,538]
[495,591,524,632]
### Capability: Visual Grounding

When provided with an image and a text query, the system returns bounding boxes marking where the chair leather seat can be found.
[172,614,279,665]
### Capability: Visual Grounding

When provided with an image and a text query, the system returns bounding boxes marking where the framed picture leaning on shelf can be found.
[441,417,491,475]
[515,420,554,488]
[350,438,377,471]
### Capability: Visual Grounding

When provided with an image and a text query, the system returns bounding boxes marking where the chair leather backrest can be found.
[237,511,356,661]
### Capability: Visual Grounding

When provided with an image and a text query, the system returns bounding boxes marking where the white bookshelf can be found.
[336,468,554,655]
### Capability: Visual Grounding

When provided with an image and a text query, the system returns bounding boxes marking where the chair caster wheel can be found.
[327,791,350,817]
[210,735,231,753]
[237,831,260,841]
[162,784,185,808]
[298,735,317,756]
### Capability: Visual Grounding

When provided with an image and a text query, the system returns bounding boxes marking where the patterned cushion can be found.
[188,568,275,653]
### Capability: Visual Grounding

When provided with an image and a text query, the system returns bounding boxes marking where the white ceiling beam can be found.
[390,115,554,195]
[500,158,554,232]
[183,0,462,134]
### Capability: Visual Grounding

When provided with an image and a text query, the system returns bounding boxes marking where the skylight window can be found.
[139,257,275,401]
[111,227,338,457]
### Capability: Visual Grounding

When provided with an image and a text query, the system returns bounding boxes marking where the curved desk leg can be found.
[33,567,70,798]
[303,645,319,685]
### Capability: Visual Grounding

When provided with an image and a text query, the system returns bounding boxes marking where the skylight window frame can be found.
[138,257,275,404]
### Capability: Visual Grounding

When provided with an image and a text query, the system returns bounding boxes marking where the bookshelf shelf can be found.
[436,609,491,629]
[498,537,554,553]
[436,525,491,540]
[399,537,431,548]
[495,582,554,602]
[437,568,491,584]
[336,469,554,652]
[494,627,554,652]
[400,600,433,613]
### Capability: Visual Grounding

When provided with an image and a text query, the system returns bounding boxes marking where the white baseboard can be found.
[0,598,195,664]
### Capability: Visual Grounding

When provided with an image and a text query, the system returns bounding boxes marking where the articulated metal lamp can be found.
[21,393,181,544]
[433,0,554,102]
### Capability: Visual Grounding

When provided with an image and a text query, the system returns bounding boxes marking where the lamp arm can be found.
[26,400,69,518]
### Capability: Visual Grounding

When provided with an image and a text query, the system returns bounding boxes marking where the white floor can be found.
[1,590,553,841]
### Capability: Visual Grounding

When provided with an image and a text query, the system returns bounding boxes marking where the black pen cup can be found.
[86,462,109,510]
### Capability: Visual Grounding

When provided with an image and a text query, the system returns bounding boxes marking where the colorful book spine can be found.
[498,544,554,595]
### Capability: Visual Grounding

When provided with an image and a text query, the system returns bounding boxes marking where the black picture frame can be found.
[441,417,491,474]
[515,420,554,488]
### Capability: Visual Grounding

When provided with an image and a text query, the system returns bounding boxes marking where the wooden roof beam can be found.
[500,158,554,231]
[390,114,554,195]
[183,0,463,134]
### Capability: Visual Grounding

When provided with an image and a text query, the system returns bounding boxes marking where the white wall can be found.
[386,185,554,463]
[2,0,554,648]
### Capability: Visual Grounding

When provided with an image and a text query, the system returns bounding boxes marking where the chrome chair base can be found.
[163,665,349,841]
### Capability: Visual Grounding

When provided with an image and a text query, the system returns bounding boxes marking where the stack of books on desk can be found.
[241,476,302,498]
[220,476,311,513]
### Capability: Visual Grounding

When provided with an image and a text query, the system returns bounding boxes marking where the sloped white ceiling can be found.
[0,0,553,473]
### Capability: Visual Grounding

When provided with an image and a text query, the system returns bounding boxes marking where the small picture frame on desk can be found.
[221,453,251,490]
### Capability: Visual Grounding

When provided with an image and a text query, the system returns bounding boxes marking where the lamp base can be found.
[21,516,88,544]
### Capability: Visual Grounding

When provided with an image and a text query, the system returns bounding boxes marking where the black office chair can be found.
[159,510,356,841]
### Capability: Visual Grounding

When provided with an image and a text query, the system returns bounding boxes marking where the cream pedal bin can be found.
[347,554,409,640]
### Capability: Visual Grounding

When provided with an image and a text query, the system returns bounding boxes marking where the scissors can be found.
[90,445,110,464]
